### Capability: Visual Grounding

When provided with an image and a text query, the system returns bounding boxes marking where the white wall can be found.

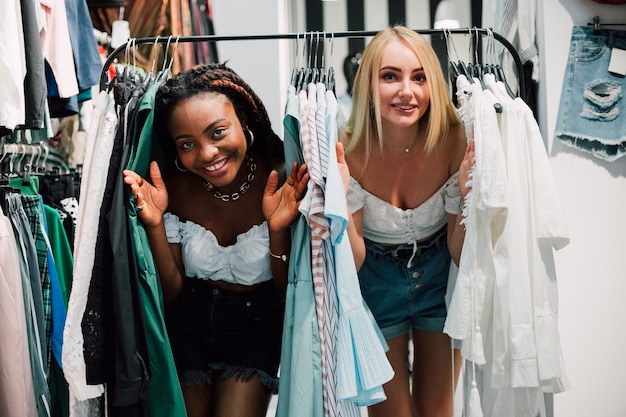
[538,1,626,416]
[212,0,290,135]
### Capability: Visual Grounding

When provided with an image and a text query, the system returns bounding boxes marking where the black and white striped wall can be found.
[212,0,480,135]
[289,0,477,95]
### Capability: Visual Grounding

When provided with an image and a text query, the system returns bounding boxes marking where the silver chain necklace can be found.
[203,156,257,202]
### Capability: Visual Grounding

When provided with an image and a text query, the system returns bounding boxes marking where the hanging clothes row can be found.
[1,168,77,417]
[444,35,570,416]
[1,0,102,139]
[62,62,187,417]
[76,27,527,417]
[276,45,394,417]
[98,28,527,98]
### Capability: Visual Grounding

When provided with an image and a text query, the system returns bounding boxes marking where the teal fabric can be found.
[275,85,323,417]
[43,204,73,308]
[126,82,188,416]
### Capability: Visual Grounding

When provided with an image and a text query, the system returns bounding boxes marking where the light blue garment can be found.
[276,85,323,417]
[277,84,393,415]
[555,25,626,161]
[323,91,393,406]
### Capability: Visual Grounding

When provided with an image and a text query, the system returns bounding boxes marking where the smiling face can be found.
[375,37,431,130]
[168,92,248,190]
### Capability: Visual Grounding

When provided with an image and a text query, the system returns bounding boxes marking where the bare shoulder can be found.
[342,140,367,179]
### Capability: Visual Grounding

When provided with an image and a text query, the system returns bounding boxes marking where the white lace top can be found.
[347,172,462,245]
[163,213,273,285]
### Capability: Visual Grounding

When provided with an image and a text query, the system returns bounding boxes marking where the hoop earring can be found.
[174,156,188,172]
[246,128,255,147]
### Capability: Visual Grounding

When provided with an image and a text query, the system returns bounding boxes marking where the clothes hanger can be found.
[444,28,473,84]
[486,28,515,99]
[156,36,176,83]
[479,29,503,113]
[295,32,308,92]
[123,38,140,85]
[141,35,160,87]
[311,31,321,84]
[297,32,312,92]
[290,33,301,87]
[471,28,487,90]
[325,32,336,92]
[442,29,460,85]
[318,32,327,85]
[303,32,315,87]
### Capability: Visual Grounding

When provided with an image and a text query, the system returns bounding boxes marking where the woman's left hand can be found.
[263,162,309,232]
[336,141,351,194]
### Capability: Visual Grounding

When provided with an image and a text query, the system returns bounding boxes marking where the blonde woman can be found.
[341,26,474,417]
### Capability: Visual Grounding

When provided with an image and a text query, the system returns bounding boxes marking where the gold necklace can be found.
[383,138,417,153]
[203,156,257,202]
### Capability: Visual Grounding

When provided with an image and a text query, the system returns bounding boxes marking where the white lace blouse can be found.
[163,213,273,286]
[347,172,462,245]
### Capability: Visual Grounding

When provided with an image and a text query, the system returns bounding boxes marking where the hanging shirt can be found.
[276,83,323,417]
[0,207,38,417]
[0,0,27,131]
[63,91,113,407]
[40,0,80,98]
[445,76,508,367]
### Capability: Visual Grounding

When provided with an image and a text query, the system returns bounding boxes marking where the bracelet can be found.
[269,249,289,262]
[458,199,467,217]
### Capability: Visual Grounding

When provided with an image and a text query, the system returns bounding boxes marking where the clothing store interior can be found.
[2,0,625,417]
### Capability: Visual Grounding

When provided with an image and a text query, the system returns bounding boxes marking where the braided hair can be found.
[154,63,284,177]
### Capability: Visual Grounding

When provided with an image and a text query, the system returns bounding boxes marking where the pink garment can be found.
[40,0,79,98]
[0,0,27,129]
[0,210,37,417]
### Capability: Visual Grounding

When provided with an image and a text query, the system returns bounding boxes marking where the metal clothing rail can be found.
[99,28,525,97]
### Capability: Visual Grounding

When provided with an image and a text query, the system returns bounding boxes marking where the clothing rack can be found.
[589,15,626,34]
[99,28,526,98]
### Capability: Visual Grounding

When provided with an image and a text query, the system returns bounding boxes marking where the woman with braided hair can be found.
[123,63,309,417]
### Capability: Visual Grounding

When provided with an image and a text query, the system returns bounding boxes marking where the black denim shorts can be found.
[166,278,285,394]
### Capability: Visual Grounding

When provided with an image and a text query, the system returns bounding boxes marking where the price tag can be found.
[608,47,626,77]
[111,20,130,49]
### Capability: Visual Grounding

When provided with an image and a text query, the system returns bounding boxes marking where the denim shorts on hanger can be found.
[555,25,626,162]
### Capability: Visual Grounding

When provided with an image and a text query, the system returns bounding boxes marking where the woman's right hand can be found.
[458,140,475,200]
[123,161,169,227]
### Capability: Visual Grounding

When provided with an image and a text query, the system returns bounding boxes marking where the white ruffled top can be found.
[163,213,273,285]
[347,173,462,245]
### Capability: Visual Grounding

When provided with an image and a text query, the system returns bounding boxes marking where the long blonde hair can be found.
[343,26,460,163]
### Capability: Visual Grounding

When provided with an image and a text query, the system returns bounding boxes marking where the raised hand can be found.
[123,161,169,227]
[262,162,309,232]
[458,140,475,199]
[335,141,351,194]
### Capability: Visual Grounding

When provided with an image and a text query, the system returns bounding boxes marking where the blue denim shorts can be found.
[166,279,284,394]
[555,25,626,161]
[358,226,451,339]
